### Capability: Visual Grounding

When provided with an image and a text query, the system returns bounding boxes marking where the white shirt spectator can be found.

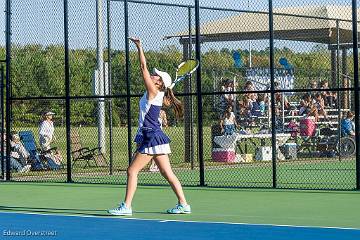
[39,120,55,151]
[224,112,236,126]
[39,120,54,139]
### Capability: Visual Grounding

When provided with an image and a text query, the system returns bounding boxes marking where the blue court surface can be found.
[0,212,359,240]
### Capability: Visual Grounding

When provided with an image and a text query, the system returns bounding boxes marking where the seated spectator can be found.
[221,79,234,107]
[220,105,238,135]
[310,80,318,90]
[275,92,291,110]
[238,95,252,118]
[274,107,284,132]
[314,93,328,120]
[244,81,257,103]
[320,80,337,107]
[299,94,319,122]
[0,133,31,174]
[0,156,31,174]
[10,132,30,166]
[341,111,355,136]
[287,118,299,137]
[298,100,308,116]
[274,81,291,110]
[251,94,266,117]
[258,94,266,115]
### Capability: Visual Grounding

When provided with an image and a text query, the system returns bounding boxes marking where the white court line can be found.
[0,210,359,231]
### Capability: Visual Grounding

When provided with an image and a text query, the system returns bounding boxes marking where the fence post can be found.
[0,65,4,180]
[183,7,195,169]
[124,0,132,165]
[269,0,277,188]
[352,0,360,190]
[64,0,72,183]
[194,0,205,186]
[107,0,114,175]
[5,0,12,181]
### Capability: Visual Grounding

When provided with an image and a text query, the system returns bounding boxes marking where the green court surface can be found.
[0,182,359,229]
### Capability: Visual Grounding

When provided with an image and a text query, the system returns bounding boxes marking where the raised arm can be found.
[129,37,158,98]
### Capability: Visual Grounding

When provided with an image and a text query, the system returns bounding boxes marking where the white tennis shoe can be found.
[108,202,132,216]
[167,203,191,214]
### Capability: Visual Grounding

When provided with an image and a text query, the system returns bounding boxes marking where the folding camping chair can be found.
[70,128,107,168]
[19,131,61,170]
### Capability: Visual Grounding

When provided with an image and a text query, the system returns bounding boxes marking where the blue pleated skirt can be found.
[134,127,171,154]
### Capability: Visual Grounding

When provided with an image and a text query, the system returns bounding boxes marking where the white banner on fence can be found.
[245,68,295,94]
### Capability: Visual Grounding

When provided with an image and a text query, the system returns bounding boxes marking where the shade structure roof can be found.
[166,5,360,45]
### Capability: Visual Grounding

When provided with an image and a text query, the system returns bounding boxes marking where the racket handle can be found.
[169,83,175,89]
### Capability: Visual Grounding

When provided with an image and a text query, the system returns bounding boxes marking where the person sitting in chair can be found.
[0,132,31,174]
[341,111,355,137]
[10,132,30,167]
[220,105,238,135]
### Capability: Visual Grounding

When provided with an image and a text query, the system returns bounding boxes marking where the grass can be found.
[13,126,212,168]
[9,126,357,190]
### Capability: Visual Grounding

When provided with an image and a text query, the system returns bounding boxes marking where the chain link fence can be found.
[1,0,359,190]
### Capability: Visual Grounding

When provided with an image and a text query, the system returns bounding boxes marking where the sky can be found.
[0,0,4,45]
[0,0,356,52]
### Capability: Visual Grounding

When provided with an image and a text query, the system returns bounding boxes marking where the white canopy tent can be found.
[166,5,360,45]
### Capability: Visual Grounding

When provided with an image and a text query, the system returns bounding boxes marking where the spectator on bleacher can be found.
[298,100,308,116]
[299,94,319,122]
[258,94,266,115]
[314,93,328,120]
[275,92,291,110]
[244,80,255,91]
[287,118,299,137]
[309,80,320,99]
[274,107,284,132]
[251,94,266,117]
[299,94,313,115]
[341,111,355,136]
[220,105,238,135]
[274,81,290,110]
[244,81,257,101]
[235,97,247,125]
[320,80,337,107]
[221,79,234,107]
[238,95,252,118]
[310,80,318,89]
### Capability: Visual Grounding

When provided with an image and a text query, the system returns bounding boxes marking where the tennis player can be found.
[108,37,191,216]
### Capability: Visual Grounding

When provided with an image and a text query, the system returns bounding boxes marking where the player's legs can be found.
[153,154,187,205]
[124,152,153,207]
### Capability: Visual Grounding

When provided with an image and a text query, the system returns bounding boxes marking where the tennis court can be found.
[2,0,360,239]
[1,182,359,239]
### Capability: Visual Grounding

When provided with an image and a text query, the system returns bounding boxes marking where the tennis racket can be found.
[169,59,199,89]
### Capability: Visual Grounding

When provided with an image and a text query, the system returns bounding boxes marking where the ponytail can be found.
[165,88,184,119]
